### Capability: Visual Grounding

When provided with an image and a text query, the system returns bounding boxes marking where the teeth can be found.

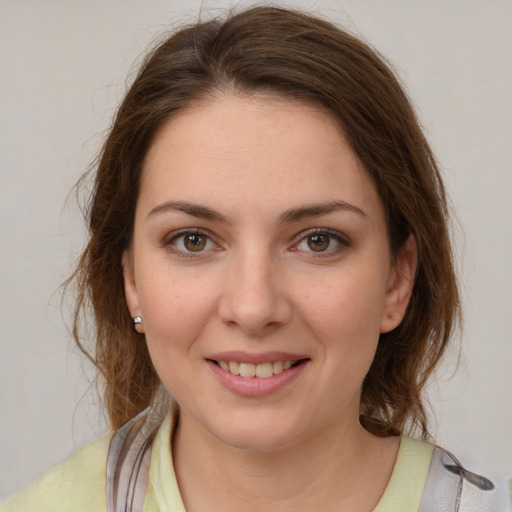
[273,361,284,374]
[228,361,240,375]
[218,360,296,378]
[239,363,256,378]
[256,362,273,378]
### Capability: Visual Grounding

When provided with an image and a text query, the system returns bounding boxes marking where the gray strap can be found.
[418,447,499,512]
[105,415,507,512]
[106,408,156,512]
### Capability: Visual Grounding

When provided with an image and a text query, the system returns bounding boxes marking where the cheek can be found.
[136,273,220,395]
[294,274,386,417]
[136,270,218,352]
[299,271,387,356]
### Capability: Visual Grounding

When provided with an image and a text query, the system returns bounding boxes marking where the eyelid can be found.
[290,228,351,255]
[162,228,221,257]
[163,227,209,244]
[160,227,350,258]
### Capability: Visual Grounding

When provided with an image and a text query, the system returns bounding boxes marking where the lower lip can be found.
[208,360,308,398]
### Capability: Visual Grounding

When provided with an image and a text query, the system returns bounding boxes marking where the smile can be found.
[216,360,295,378]
[208,357,309,397]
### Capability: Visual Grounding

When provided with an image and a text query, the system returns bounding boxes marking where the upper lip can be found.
[206,351,310,364]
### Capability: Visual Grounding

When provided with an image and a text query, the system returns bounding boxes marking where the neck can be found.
[172,408,399,512]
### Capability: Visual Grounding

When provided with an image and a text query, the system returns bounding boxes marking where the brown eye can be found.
[307,234,330,252]
[166,230,217,256]
[183,234,207,251]
[294,230,349,256]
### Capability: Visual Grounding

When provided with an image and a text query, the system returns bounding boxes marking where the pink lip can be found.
[207,358,309,398]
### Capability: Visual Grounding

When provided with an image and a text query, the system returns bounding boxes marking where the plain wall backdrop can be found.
[1,0,511,501]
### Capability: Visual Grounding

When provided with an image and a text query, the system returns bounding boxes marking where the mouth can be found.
[207,355,309,397]
[211,359,306,379]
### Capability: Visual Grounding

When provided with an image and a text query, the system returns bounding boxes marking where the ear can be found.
[380,234,417,333]
[122,250,143,332]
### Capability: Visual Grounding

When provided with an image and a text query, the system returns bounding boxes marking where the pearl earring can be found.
[133,316,144,334]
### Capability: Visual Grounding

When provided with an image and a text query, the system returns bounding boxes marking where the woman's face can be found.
[123,93,415,451]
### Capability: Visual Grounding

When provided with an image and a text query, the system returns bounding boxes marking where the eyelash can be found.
[162,228,351,258]
[291,228,351,257]
[163,229,219,258]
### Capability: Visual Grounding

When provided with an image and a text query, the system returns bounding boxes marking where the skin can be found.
[123,93,417,511]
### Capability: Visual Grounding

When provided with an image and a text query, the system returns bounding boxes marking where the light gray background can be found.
[1,0,511,501]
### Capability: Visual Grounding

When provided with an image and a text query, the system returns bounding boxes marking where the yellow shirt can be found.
[1,411,433,512]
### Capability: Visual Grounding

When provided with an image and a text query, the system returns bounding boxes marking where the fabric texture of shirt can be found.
[1,407,508,512]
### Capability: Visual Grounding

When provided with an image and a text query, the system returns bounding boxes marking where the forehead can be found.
[139,93,382,221]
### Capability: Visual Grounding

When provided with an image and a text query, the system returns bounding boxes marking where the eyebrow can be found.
[148,199,366,224]
[278,200,367,224]
[147,201,229,222]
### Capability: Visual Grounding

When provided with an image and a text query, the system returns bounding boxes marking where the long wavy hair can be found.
[69,6,460,437]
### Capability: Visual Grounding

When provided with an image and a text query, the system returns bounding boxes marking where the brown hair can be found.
[70,6,460,436]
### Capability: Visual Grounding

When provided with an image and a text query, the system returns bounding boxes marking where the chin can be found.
[220,432,295,453]
[210,415,304,453]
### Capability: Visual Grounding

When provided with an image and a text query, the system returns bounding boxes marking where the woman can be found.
[2,6,508,512]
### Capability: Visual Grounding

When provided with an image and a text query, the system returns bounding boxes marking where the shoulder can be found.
[378,436,510,512]
[375,435,434,511]
[420,444,510,512]
[1,434,111,512]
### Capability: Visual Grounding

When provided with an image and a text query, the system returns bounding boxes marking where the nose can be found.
[218,249,292,337]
